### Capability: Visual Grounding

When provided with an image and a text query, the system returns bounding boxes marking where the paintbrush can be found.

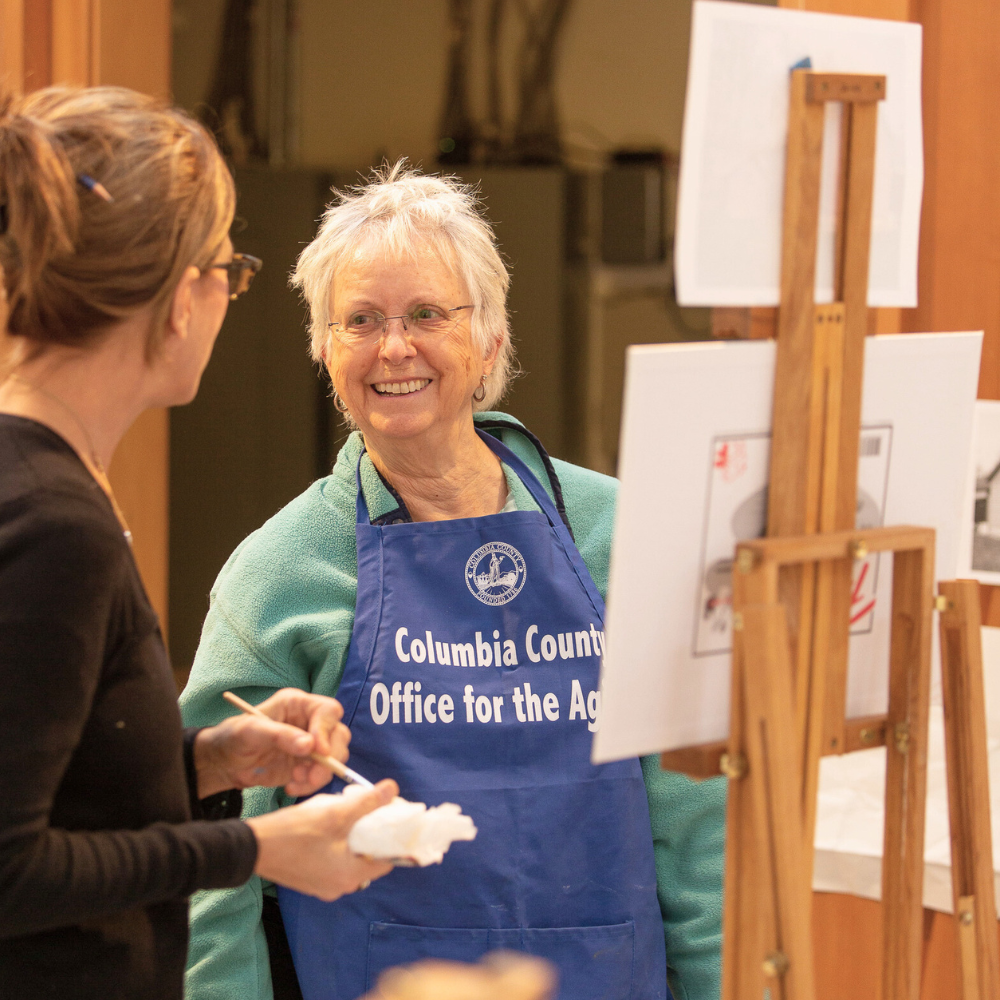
[222,690,375,789]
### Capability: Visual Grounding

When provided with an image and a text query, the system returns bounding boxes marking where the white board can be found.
[674,1,923,308]
[593,332,982,764]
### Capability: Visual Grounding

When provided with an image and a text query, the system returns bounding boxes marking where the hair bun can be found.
[0,85,233,355]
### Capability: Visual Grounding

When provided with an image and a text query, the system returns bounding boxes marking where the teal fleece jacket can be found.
[180,413,725,1000]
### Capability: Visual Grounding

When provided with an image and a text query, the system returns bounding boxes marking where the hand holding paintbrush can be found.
[192,687,371,799]
[222,690,375,788]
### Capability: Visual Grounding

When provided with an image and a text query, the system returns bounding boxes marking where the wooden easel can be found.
[660,70,1000,1000]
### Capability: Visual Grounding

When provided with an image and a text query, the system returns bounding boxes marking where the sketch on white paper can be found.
[959,401,1000,586]
[674,1,923,308]
[592,333,981,765]
[693,425,892,657]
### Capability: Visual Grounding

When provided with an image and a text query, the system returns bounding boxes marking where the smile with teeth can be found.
[373,378,431,396]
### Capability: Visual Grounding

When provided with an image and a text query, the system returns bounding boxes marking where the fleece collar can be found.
[331,412,534,526]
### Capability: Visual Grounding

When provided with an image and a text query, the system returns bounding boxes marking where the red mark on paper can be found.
[714,440,747,483]
[850,599,876,625]
[849,559,875,626]
[851,561,869,603]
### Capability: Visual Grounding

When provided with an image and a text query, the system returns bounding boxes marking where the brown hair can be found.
[0,86,235,367]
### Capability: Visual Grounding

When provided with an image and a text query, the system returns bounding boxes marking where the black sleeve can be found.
[0,510,257,939]
[182,728,245,821]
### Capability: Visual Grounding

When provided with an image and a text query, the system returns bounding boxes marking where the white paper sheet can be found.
[958,400,1000,586]
[674,1,923,308]
[593,333,982,764]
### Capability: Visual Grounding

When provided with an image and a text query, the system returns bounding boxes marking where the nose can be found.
[378,317,416,364]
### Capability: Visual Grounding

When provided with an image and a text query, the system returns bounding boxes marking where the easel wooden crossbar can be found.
[659,69,1000,1000]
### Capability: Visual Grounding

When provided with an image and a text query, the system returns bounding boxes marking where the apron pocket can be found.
[366,921,635,999]
[366,924,490,989]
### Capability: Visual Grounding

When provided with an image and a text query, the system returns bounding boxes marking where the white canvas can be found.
[593,332,982,764]
[674,1,923,308]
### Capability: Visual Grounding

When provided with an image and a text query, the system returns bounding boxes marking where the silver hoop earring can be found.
[332,389,350,414]
[473,375,487,403]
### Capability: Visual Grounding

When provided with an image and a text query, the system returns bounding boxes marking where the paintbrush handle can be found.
[221,690,374,789]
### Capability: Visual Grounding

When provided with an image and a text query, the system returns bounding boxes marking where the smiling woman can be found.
[180,162,726,1000]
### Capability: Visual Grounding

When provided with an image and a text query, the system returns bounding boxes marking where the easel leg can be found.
[722,573,768,1000]
[882,546,935,1000]
[938,579,1000,999]
[742,602,816,1000]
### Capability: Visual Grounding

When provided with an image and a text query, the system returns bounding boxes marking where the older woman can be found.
[181,164,726,1000]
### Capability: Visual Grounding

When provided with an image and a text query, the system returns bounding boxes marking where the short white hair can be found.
[291,161,514,411]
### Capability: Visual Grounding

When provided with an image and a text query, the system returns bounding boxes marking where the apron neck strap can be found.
[354,430,569,531]
[476,430,567,529]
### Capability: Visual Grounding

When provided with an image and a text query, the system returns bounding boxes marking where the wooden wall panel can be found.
[904,0,1000,397]
[51,0,97,86]
[8,0,172,635]
[96,0,170,101]
[814,892,1000,1000]
[94,0,172,636]
[905,0,1000,630]
[0,0,25,91]
[22,0,51,92]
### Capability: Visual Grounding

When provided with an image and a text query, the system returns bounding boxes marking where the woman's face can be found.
[326,245,496,446]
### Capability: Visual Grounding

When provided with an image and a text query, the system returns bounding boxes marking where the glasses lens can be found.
[231,266,252,298]
[339,311,384,338]
[226,253,262,299]
[409,304,453,332]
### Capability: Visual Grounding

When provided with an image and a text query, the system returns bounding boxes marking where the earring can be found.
[332,389,350,414]
[473,374,487,403]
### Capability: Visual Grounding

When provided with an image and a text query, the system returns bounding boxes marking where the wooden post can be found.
[721,553,779,1000]
[938,579,1000,1000]
[742,601,816,1000]
[881,544,936,1000]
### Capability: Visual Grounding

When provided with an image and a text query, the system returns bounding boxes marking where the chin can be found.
[163,376,203,408]
[365,411,436,440]
[362,400,442,438]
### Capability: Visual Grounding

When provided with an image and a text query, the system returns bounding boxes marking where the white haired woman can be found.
[0,87,398,1000]
[181,163,726,1000]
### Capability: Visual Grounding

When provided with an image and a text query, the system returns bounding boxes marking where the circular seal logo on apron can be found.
[465,542,527,606]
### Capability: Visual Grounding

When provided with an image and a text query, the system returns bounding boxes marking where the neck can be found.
[364,417,507,522]
[0,323,154,471]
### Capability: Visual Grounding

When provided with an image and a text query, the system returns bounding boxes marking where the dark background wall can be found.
[166,0,771,676]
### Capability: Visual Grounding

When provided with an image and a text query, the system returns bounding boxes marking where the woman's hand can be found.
[366,952,556,1000]
[194,689,351,798]
[248,781,400,901]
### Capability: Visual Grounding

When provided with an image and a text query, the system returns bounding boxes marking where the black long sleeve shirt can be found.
[0,414,257,999]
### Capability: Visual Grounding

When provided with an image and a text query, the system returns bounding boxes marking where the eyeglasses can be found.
[207,253,263,299]
[328,303,473,341]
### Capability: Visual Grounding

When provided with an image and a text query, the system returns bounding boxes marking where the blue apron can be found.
[279,431,668,1000]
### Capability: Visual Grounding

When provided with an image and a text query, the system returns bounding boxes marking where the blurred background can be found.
[166,0,776,676]
[5,0,996,708]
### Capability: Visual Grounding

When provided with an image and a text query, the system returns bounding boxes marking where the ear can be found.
[482,335,502,378]
[161,266,201,350]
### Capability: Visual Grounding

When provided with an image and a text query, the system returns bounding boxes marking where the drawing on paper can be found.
[971,417,1000,574]
[692,425,893,656]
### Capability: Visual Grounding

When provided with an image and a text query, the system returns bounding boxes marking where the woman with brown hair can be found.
[0,86,398,1000]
